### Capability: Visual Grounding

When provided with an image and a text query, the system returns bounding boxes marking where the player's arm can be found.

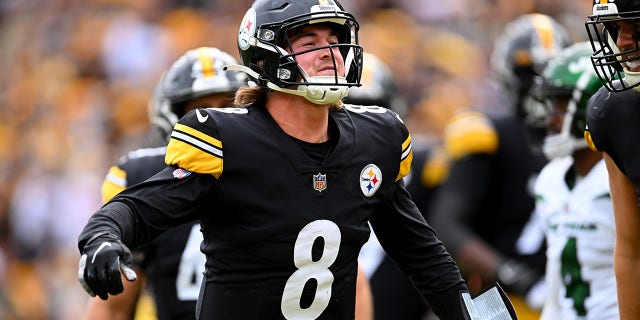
[78,168,214,299]
[355,264,373,320]
[429,111,503,285]
[429,153,501,286]
[370,180,469,320]
[603,152,640,320]
[82,166,146,318]
[82,272,145,320]
[77,110,221,299]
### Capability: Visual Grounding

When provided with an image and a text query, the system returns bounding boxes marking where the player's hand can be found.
[77,234,137,300]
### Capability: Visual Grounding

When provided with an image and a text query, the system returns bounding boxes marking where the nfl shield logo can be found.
[313,172,327,192]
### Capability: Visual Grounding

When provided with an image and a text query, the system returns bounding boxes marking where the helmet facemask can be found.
[232,2,364,105]
[540,95,588,160]
[532,41,604,159]
[587,3,640,92]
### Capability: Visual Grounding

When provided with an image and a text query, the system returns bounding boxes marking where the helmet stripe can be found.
[531,14,555,52]
[196,48,217,78]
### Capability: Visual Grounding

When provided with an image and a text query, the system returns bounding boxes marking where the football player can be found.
[585,1,640,318]
[83,47,248,320]
[76,1,471,320]
[529,41,616,320]
[428,13,571,319]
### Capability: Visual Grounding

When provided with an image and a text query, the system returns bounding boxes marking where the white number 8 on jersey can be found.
[281,220,341,319]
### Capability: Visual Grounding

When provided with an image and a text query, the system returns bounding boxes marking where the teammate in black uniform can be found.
[428,13,571,319]
[344,52,429,320]
[585,1,640,318]
[76,1,470,319]
[84,47,248,320]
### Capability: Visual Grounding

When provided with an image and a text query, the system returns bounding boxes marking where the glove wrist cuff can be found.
[84,232,120,247]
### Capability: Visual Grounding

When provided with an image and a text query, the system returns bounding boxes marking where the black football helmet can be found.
[150,47,248,140]
[343,52,408,117]
[586,0,640,92]
[491,13,572,122]
[226,0,363,105]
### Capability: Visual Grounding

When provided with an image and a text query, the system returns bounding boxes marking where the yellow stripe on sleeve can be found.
[166,138,223,178]
[101,166,127,203]
[396,135,413,181]
[173,123,222,149]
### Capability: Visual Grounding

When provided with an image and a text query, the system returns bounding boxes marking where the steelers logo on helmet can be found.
[592,0,619,15]
[238,8,256,51]
[360,164,382,197]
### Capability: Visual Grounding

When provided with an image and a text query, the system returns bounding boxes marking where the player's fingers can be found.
[103,257,124,296]
[119,258,138,282]
[86,262,109,300]
[77,255,96,297]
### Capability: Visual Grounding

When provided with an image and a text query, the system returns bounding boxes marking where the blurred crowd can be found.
[0,0,591,319]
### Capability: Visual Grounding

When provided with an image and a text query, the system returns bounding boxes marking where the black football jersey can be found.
[586,85,640,197]
[404,141,450,221]
[102,147,202,320]
[80,104,466,320]
[430,111,547,272]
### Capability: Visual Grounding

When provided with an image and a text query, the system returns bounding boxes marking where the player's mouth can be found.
[624,55,640,72]
[317,66,336,73]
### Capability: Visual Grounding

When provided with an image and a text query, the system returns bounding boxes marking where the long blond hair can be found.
[233,86,267,107]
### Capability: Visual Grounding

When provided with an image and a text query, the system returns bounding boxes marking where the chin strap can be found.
[224,64,349,105]
[224,64,261,82]
[543,134,588,160]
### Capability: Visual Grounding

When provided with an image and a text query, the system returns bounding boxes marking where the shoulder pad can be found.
[443,111,499,160]
[343,104,400,122]
[165,108,225,177]
[101,165,126,203]
[341,105,411,181]
[420,145,450,188]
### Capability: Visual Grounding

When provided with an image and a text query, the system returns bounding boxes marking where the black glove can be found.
[496,259,540,297]
[77,233,137,300]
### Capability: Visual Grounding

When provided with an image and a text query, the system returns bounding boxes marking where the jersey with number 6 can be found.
[534,157,617,320]
[102,147,204,320]
[80,104,467,320]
